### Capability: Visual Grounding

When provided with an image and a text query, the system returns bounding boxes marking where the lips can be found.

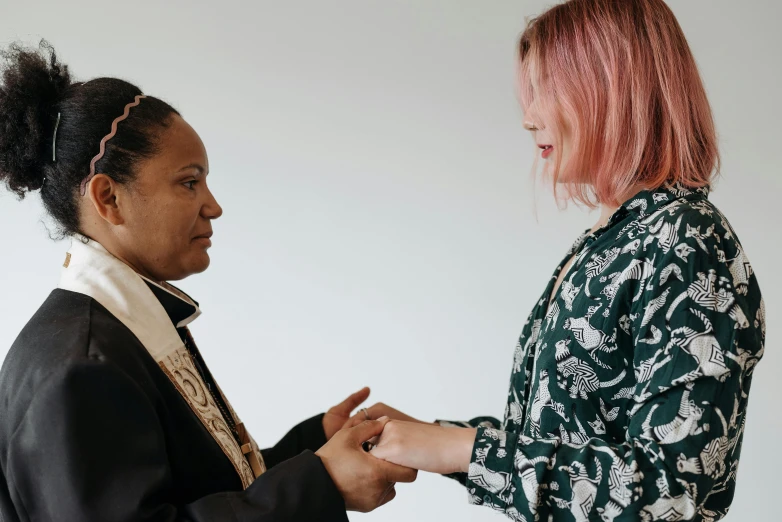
[192,231,213,246]
[538,144,553,159]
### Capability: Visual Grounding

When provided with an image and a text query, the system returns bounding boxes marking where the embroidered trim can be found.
[158,346,262,488]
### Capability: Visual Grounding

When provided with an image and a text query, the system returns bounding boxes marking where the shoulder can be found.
[637,195,749,267]
[0,290,159,441]
[2,290,93,386]
[633,196,763,333]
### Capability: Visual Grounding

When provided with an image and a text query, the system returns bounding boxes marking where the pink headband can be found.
[80,94,147,196]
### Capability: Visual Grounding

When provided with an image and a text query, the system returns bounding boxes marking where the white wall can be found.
[1,1,779,520]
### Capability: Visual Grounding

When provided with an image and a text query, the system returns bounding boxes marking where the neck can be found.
[78,229,160,283]
[592,203,618,233]
[592,184,645,232]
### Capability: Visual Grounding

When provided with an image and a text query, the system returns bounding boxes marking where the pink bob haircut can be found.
[518,0,720,207]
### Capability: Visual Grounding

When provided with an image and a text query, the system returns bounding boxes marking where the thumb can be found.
[349,417,390,444]
[331,386,371,416]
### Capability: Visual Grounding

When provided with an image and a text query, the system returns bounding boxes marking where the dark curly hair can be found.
[0,40,180,236]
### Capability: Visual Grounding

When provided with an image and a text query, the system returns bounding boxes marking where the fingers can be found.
[342,413,366,431]
[376,459,418,484]
[331,387,371,416]
[348,417,390,444]
[344,386,371,411]
[342,402,388,430]
[377,484,397,508]
[362,403,381,419]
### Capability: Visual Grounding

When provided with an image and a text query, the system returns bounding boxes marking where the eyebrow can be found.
[176,163,208,176]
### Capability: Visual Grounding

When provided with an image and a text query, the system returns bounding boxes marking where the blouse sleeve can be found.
[462,214,764,521]
[433,416,504,485]
[435,416,503,430]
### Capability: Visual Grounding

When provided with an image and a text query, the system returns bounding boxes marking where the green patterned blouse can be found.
[441,184,765,522]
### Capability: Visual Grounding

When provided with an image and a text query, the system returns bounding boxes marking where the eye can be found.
[183,180,198,191]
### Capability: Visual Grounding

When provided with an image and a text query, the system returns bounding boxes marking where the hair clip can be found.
[52,112,61,162]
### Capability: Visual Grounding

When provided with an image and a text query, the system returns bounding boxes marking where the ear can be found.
[86,173,125,226]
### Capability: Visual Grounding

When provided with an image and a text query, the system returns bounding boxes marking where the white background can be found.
[1,1,779,520]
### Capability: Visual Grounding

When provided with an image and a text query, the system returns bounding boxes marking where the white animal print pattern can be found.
[440,185,764,521]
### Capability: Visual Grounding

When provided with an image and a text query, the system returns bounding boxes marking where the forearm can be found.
[371,422,477,475]
[261,413,328,469]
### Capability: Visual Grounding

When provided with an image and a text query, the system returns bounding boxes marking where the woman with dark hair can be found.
[0,42,415,522]
[343,1,765,520]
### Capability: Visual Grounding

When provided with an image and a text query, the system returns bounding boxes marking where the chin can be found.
[170,253,211,281]
[190,252,211,274]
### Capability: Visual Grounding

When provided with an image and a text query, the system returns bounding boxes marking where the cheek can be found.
[558,143,571,165]
[151,201,195,233]
[561,133,572,155]
[134,204,195,258]
[126,193,165,227]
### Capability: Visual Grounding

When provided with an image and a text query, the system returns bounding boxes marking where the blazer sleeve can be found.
[260,413,329,470]
[5,357,348,522]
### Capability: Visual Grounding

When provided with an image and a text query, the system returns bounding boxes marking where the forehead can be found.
[150,115,208,172]
[517,53,541,109]
[521,52,541,90]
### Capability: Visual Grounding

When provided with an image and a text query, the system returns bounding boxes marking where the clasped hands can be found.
[315,387,476,513]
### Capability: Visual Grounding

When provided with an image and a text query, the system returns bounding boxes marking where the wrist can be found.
[445,427,477,474]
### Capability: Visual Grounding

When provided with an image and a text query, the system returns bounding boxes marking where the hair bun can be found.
[0,40,71,196]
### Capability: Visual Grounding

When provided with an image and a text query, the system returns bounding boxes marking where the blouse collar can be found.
[620,183,710,218]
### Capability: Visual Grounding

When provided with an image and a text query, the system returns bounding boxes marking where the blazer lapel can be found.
[58,235,266,488]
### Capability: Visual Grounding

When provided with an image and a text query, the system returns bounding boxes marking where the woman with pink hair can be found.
[346,1,765,520]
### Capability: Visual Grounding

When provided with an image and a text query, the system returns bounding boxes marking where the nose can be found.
[523,98,542,132]
[201,184,223,219]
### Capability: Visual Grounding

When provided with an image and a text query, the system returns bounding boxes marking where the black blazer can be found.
[0,289,349,522]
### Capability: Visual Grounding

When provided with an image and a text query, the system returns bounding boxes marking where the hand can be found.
[323,387,371,440]
[341,401,433,431]
[370,420,477,475]
[316,418,418,512]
